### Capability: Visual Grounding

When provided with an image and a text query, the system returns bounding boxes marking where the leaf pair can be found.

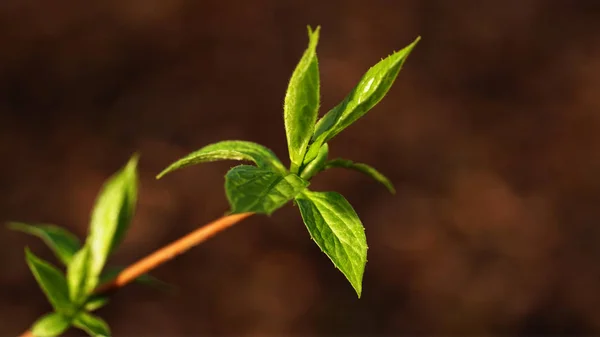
[284,26,420,170]
[157,26,419,298]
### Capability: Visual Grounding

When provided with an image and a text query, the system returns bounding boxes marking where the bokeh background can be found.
[2,0,600,335]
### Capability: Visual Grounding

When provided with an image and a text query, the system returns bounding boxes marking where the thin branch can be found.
[19,211,254,337]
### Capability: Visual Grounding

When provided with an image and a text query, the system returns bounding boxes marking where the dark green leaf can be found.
[284,26,321,172]
[300,143,329,180]
[295,191,367,297]
[67,246,95,305]
[73,312,110,337]
[308,36,420,152]
[25,248,73,313]
[86,155,138,287]
[157,140,286,178]
[31,312,71,337]
[225,165,309,215]
[8,222,81,266]
[322,159,395,194]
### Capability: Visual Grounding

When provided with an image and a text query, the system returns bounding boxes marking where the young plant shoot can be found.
[10,26,419,337]
[158,26,420,297]
[10,156,165,337]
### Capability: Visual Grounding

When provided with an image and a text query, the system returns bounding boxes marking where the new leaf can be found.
[68,155,139,305]
[157,140,287,178]
[25,248,72,313]
[86,155,138,286]
[305,36,420,162]
[225,165,309,215]
[284,26,321,172]
[299,143,328,180]
[67,246,94,304]
[31,312,71,337]
[295,191,367,297]
[9,222,81,266]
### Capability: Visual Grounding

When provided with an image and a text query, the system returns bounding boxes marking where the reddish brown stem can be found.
[19,212,254,337]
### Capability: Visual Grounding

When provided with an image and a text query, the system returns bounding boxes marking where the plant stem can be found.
[19,211,254,337]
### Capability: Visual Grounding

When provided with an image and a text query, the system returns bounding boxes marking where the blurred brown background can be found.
[2,0,600,335]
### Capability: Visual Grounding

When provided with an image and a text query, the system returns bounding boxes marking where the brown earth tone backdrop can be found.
[2,0,600,335]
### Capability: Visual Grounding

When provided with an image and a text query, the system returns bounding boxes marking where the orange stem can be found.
[19,212,254,337]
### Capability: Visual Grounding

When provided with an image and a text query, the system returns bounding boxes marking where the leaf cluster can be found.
[9,157,165,337]
[158,26,419,297]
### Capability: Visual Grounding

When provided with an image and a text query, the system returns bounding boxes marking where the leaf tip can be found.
[306,25,321,47]
[24,246,37,266]
[403,35,421,54]
[307,25,321,35]
[156,164,173,179]
[126,153,140,171]
[6,221,22,231]
[156,161,178,180]
[351,278,363,298]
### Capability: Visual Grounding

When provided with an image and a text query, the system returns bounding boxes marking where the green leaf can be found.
[300,143,329,180]
[25,248,73,313]
[307,36,420,157]
[73,312,111,337]
[225,165,309,215]
[284,25,321,173]
[322,159,395,194]
[67,246,95,305]
[295,191,367,297]
[99,267,173,291]
[86,155,139,289]
[8,222,81,266]
[31,312,71,337]
[156,140,286,178]
[84,295,110,311]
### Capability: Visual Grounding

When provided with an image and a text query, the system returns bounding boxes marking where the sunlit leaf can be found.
[67,246,95,305]
[305,37,420,158]
[31,312,71,337]
[295,190,367,297]
[86,155,139,289]
[157,140,287,178]
[284,26,321,172]
[299,143,329,180]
